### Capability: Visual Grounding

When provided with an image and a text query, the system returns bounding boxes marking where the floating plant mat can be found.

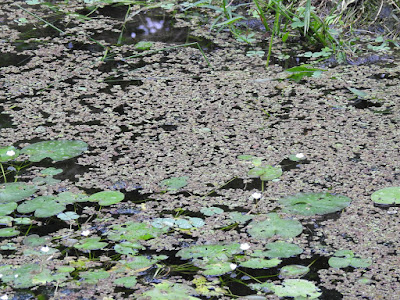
[0,0,400,299]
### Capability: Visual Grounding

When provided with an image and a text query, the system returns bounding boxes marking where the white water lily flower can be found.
[6,150,15,156]
[251,192,262,199]
[240,243,250,251]
[229,263,237,271]
[0,295,8,300]
[81,230,91,236]
[40,246,50,253]
[295,153,305,159]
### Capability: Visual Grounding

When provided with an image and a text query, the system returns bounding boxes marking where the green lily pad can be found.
[263,241,303,258]
[0,202,18,216]
[57,211,80,221]
[371,187,400,205]
[40,167,63,176]
[74,237,108,251]
[123,255,168,271]
[159,176,189,191]
[270,279,322,298]
[200,206,224,216]
[107,221,167,242]
[247,213,303,239]
[0,146,20,162]
[0,216,13,226]
[248,165,282,181]
[88,191,125,206]
[0,227,20,237]
[21,140,88,162]
[176,243,241,261]
[0,182,38,204]
[17,195,66,218]
[114,276,137,288]
[140,281,200,300]
[241,258,281,269]
[114,241,144,255]
[152,217,205,229]
[279,265,310,278]
[80,269,110,284]
[135,41,153,50]
[23,234,47,247]
[229,212,253,224]
[278,192,352,215]
[328,250,372,268]
[201,261,235,276]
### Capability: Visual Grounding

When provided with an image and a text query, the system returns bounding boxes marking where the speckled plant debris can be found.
[0,0,399,299]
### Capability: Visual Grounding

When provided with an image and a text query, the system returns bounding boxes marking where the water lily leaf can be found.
[247,213,303,239]
[200,206,224,216]
[201,261,234,276]
[57,211,80,221]
[40,167,63,176]
[0,216,13,226]
[279,265,310,278]
[159,176,189,191]
[23,234,47,247]
[270,279,322,298]
[0,264,40,288]
[17,195,66,218]
[278,192,352,215]
[135,41,153,50]
[348,87,368,98]
[21,140,88,162]
[263,241,303,258]
[114,276,137,288]
[124,255,168,271]
[80,269,110,284]
[241,258,281,269]
[88,191,125,206]
[0,227,20,237]
[114,241,144,255]
[0,146,19,162]
[0,182,38,204]
[107,221,167,242]
[57,191,89,204]
[177,243,241,261]
[371,187,400,205]
[14,217,31,225]
[140,281,200,300]
[0,202,17,216]
[229,212,253,224]
[328,250,372,268]
[248,165,282,181]
[74,237,108,251]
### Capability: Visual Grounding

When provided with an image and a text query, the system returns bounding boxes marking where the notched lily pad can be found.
[248,165,282,181]
[107,221,167,242]
[279,265,310,278]
[0,202,18,216]
[241,258,281,269]
[140,281,200,300]
[74,237,108,251]
[247,213,303,239]
[17,195,66,218]
[0,227,20,237]
[159,176,189,191]
[0,182,38,204]
[278,192,352,215]
[328,250,372,268]
[88,191,125,206]
[21,140,88,162]
[262,241,303,258]
[371,187,400,205]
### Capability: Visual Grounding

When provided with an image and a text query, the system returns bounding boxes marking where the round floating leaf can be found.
[124,255,167,271]
[107,221,167,242]
[271,279,322,299]
[141,281,200,300]
[278,192,352,216]
[263,241,303,258]
[371,187,400,205]
[88,191,125,206]
[114,241,144,255]
[0,227,20,237]
[248,165,282,181]
[229,212,253,224]
[57,211,80,221]
[74,237,108,251]
[159,176,189,191]
[135,41,153,50]
[21,140,88,162]
[200,206,224,216]
[23,234,47,247]
[40,167,63,176]
[202,261,234,276]
[0,216,13,226]
[247,213,303,239]
[0,146,19,162]
[80,269,110,284]
[241,258,281,269]
[17,195,66,218]
[0,182,38,204]
[0,202,17,216]
[328,250,372,268]
[280,265,310,278]
[177,243,241,261]
[114,276,137,289]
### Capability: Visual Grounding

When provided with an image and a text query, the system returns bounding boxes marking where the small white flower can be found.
[14,274,18,278]
[0,274,2,278]
[81,230,91,236]
[240,243,251,251]
[295,153,305,159]
[251,192,262,199]
[6,150,15,157]
[40,246,50,253]
[0,294,8,300]
[229,263,237,271]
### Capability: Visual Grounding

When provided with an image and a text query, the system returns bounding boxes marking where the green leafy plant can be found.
[21,140,88,162]
[247,213,303,239]
[371,186,400,205]
[159,176,189,192]
[328,250,372,268]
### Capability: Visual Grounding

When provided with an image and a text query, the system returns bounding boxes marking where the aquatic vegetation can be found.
[278,192,352,216]
[247,213,303,239]
[371,186,400,205]
[285,65,326,82]
[251,279,322,299]
[328,250,372,269]
[159,176,189,191]
[21,140,88,162]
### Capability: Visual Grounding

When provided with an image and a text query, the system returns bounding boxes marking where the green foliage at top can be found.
[278,192,352,215]
[328,250,372,269]
[371,187,400,205]
[140,281,200,300]
[21,140,88,162]
[0,182,38,204]
[247,213,303,239]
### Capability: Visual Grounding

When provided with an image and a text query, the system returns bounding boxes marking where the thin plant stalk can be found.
[0,163,6,183]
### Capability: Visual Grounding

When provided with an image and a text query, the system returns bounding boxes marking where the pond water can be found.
[1,1,400,299]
